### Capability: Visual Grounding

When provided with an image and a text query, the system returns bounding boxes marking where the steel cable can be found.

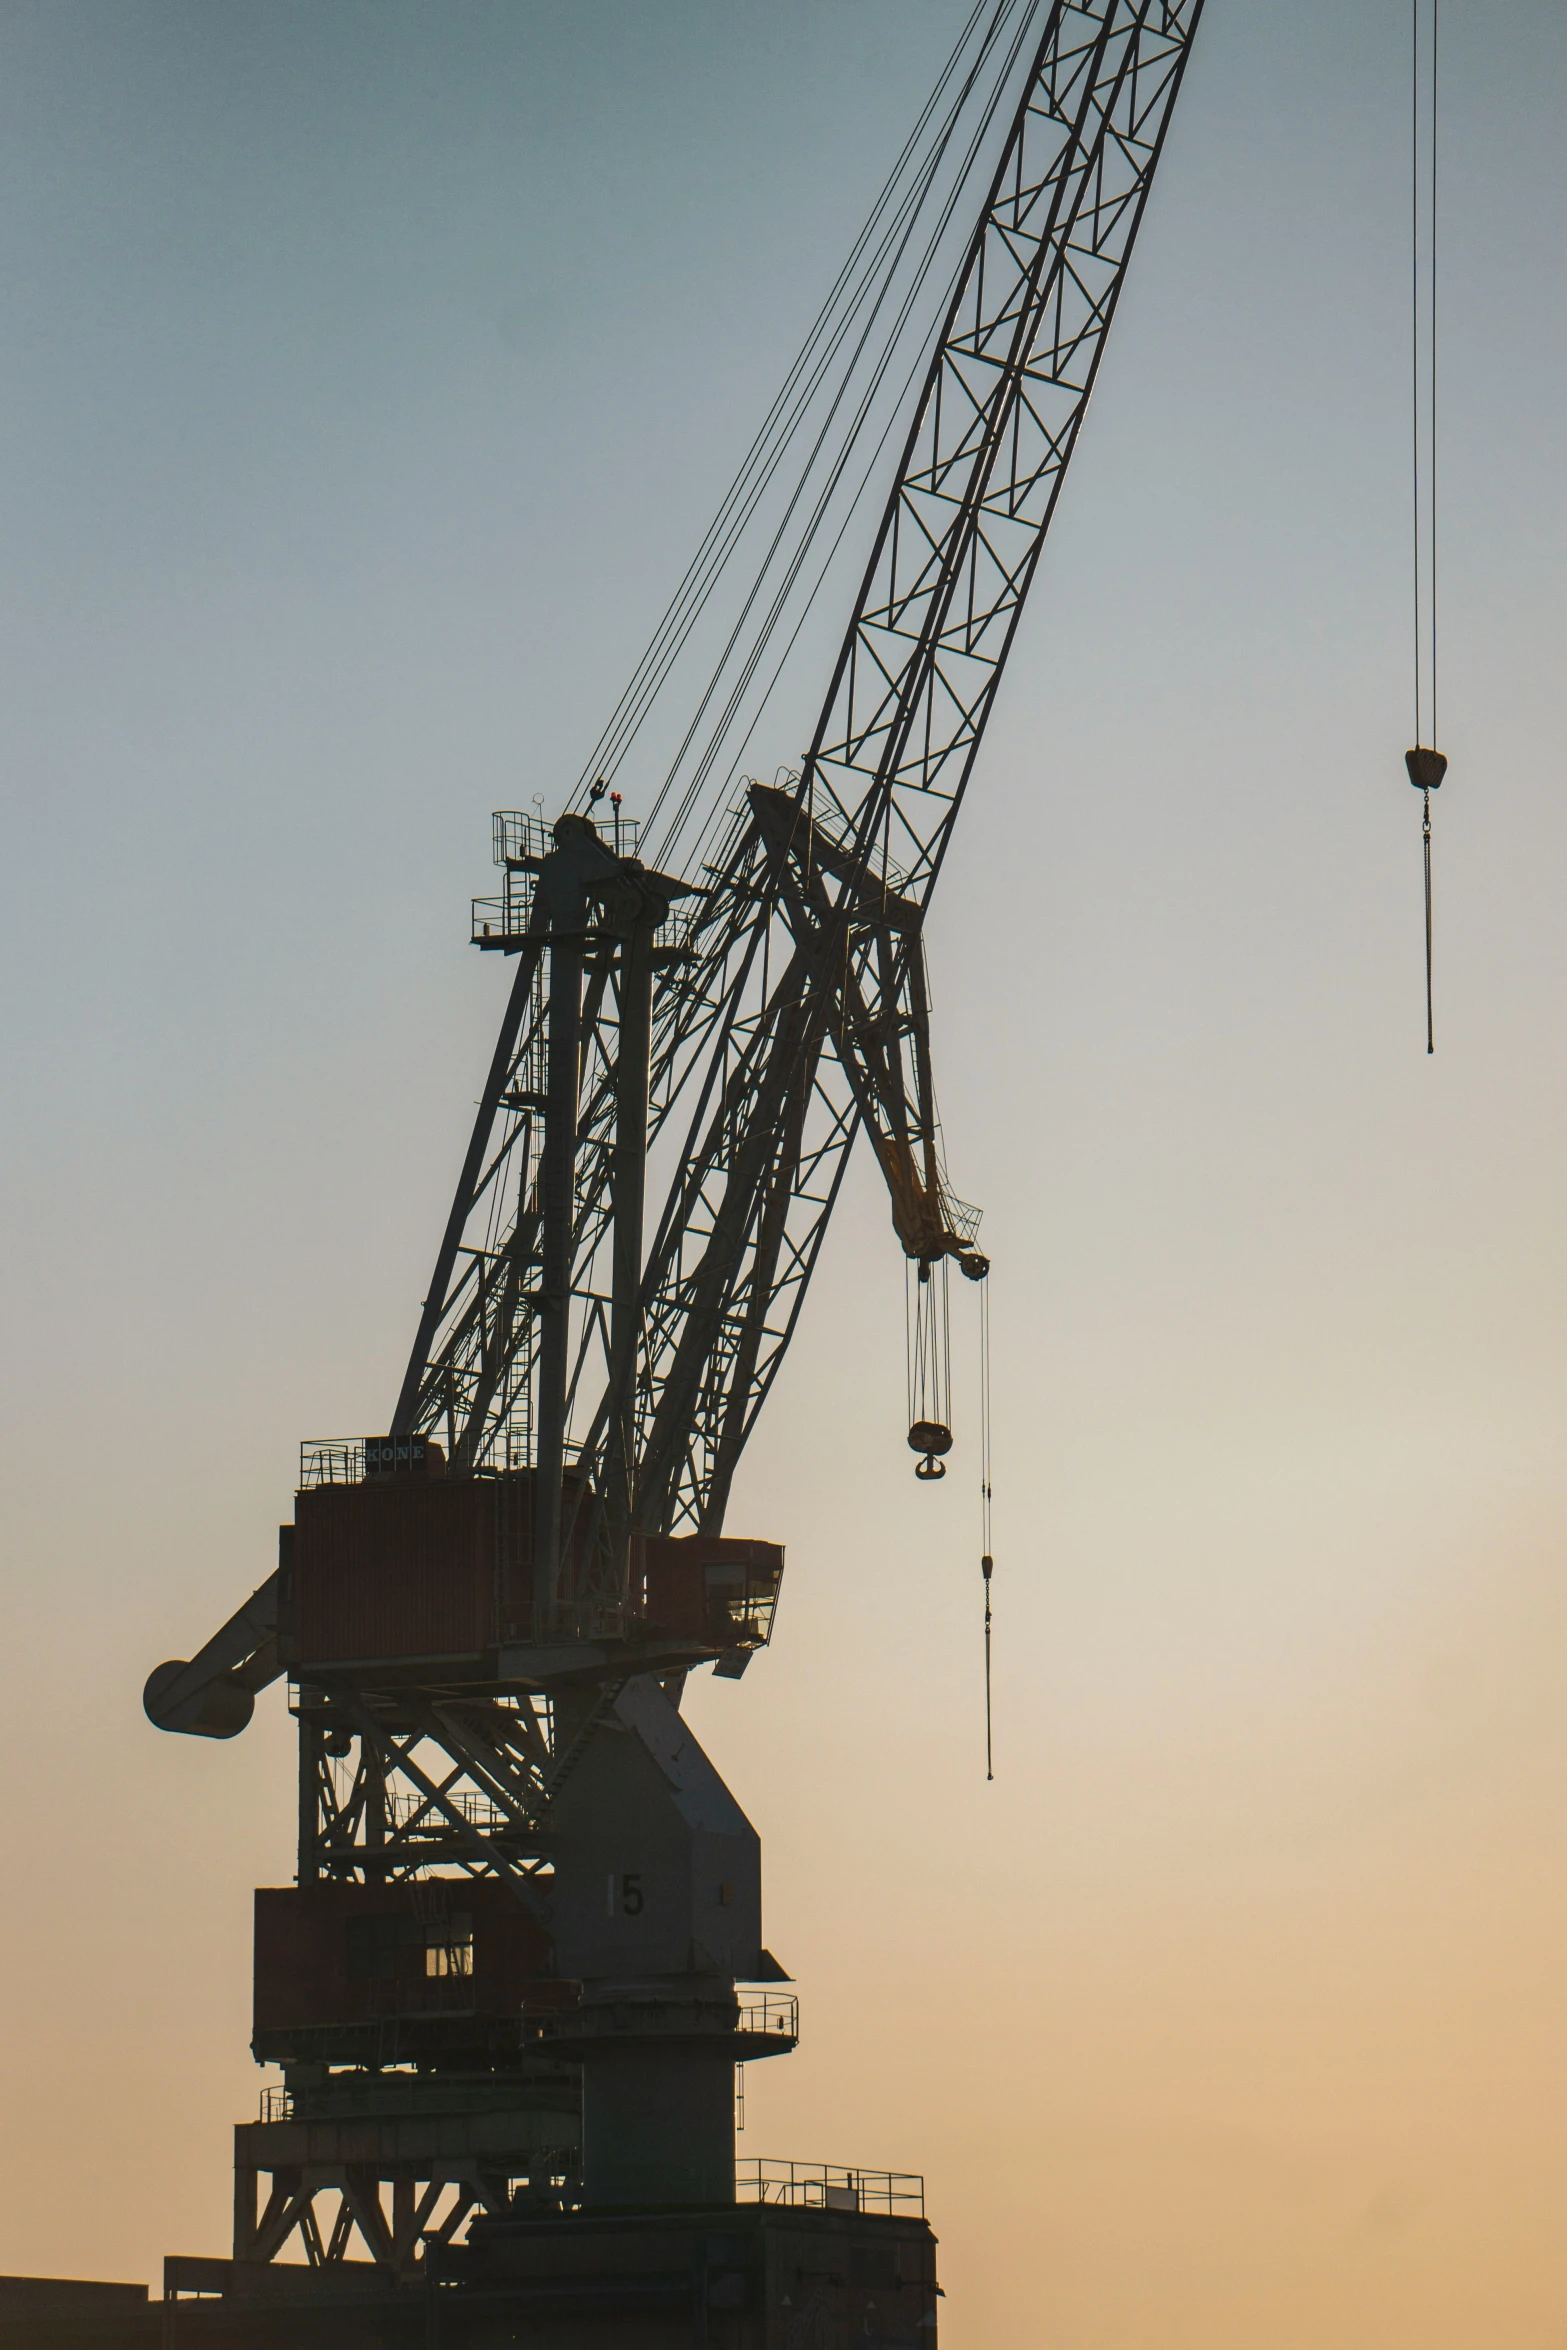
[567,0,1005,803]
[560,1,1042,877]
[1409,0,1441,1053]
[648,0,1045,878]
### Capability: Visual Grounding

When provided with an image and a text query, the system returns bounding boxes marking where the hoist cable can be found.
[570,0,999,800]
[1408,0,1442,1054]
[1423,789,1434,1055]
[1418,0,1428,742]
[1412,0,1440,748]
[941,1258,953,1431]
[644,2,1042,875]
[1430,0,1439,747]
[566,0,1031,827]
[908,1261,919,1424]
[980,1270,993,1782]
[906,1258,954,1435]
[560,0,1044,888]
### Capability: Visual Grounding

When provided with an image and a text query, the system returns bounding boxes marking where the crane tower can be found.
[138,6,1204,2342]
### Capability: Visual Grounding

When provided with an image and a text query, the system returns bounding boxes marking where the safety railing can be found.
[736,1993,799,2040]
[299,1437,364,1487]
[473,862,537,946]
[493,810,552,867]
[776,776,915,899]
[387,1787,515,1834]
[736,2158,923,2216]
[492,808,643,868]
[473,878,696,957]
[942,1191,983,1247]
[298,1433,440,1487]
[259,2086,292,2123]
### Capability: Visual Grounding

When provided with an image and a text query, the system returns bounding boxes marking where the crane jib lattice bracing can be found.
[393,0,1203,1554]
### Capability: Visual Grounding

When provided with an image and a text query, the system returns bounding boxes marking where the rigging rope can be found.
[906,1257,954,1479]
[557,0,1044,885]
[979,1268,993,1782]
[647,0,1043,880]
[1406,0,1445,1053]
[568,0,1003,806]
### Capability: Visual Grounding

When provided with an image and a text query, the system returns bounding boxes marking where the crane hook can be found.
[909,1418,952,1480]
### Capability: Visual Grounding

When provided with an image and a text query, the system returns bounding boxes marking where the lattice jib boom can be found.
[395,0,1203,1546]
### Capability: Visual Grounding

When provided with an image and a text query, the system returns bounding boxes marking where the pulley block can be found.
[909,1418,952,1480]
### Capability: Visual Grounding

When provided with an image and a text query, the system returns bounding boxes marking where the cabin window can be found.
[426,1913,474,1977]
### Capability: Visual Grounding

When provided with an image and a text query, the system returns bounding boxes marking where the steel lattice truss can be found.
[807,0,1200,883]
[298,1686,625,1884]
[395,0,1202,1552]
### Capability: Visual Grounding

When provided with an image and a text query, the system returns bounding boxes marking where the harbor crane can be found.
[144,6,1204,2338]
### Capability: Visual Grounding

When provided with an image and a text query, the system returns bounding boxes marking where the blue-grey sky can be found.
[2,5,1565,2343]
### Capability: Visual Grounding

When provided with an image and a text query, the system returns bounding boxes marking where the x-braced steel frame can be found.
[296,1682,625,1888]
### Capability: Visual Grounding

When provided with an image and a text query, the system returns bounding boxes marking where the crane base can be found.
[6,2207,939,2347]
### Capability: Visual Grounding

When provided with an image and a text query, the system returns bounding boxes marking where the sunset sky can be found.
[1,3,1565,2343]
